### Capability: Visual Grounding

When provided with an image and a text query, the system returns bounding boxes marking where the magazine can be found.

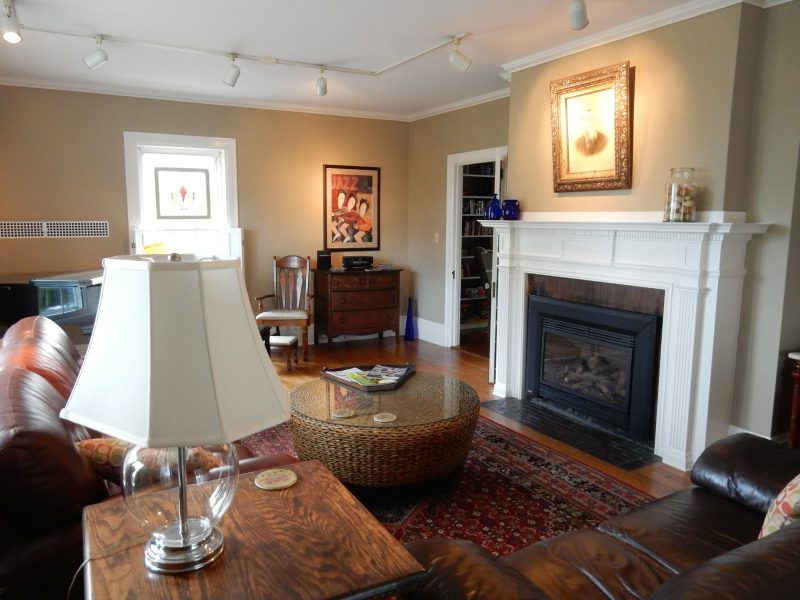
[322,364,415,391]
[366,365,409,380]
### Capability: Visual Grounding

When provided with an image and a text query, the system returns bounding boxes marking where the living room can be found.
[1,0,800,598]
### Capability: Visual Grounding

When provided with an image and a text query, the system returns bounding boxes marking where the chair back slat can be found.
[272,256,310,310]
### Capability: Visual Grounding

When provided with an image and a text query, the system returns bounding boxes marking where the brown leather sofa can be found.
[0,316,296,599]
[404,433,800,599]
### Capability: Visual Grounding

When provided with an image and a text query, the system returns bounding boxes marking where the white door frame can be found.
[444,146,507,351]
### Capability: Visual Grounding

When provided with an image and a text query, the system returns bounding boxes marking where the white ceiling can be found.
[0,0,751,120]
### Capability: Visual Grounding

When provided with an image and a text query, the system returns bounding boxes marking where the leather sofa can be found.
[404,433,800,599]
[0,316,295,599]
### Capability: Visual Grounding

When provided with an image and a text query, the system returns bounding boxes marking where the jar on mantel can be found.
[663,168,697,222]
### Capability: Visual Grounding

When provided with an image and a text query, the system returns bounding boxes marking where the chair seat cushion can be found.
[256,309,308,321]
[269,335,298,347]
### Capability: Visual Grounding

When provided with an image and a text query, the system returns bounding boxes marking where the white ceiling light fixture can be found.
[448,37,471,72]
[83,36,108,70]
[223,54,240,87]
[569,0,589,31]
[1,0,22,45]
[316,68,327,97]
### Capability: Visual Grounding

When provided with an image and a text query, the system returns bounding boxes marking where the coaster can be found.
[373,412,397,423]
[331,408,354,418]
[255,469,298,490]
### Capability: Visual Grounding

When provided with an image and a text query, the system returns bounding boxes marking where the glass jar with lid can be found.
[663,168,697,222]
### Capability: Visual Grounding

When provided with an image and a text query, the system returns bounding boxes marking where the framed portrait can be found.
[550,61,632,192]
[154,167,211,219]
[323,165,380,251]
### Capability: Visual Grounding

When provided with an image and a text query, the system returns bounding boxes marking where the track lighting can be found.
[223,54,240,87]
[448,38,471,72]
[569,0,589,31]
[316,69,327,97]
[84,36,108,70]
[1,0,22,45]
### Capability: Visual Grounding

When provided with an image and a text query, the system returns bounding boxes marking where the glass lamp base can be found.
[144,519,224,574]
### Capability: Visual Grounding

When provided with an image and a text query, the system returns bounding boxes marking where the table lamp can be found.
[60,254,288,573]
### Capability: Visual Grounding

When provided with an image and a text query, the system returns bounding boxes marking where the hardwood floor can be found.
[271,336,691,499]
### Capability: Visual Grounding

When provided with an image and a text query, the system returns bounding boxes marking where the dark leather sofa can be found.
[405,433,800,599]
[0,316,295,599]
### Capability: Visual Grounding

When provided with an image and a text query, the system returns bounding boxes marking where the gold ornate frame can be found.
[550,61,632,192]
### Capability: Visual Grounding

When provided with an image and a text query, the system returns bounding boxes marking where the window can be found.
[123,132,242,260]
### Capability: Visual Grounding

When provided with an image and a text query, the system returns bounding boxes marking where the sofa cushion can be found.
[759,471,800,538]
[597,487,763,574]
[504,528,674,599]
[0,369,107,532]
[650,520,800,599]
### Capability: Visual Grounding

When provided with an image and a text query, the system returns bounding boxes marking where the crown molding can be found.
[500,0,773,76]
[407,88,510,122]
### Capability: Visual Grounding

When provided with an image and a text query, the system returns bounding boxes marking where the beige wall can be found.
[407,99,510,323]
[507,6,742,213]
[0,87,410,304]
[504,2,800,437]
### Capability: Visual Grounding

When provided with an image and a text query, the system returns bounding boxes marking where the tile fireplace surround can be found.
[485,214,769,471]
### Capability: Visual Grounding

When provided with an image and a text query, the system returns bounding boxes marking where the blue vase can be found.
[501,199,520,220]
[486,194,502,220]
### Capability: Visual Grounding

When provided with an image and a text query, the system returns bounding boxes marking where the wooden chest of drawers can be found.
[314,269,402,348]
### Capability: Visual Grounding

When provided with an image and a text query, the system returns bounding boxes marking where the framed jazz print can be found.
[323,164,380,251]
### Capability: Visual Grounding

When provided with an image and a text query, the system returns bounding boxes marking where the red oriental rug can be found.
[241,415,654,556]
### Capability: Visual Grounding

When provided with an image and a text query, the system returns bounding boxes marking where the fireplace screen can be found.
[541,330,632,411]
[526,295,659,442]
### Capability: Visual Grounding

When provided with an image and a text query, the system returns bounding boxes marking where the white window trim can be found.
[123,131,239,253]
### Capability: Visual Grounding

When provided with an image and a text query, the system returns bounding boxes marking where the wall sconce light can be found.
[1,0,22,45]
[316,69,327,97]
[84,36,108,70]
[448,38,471,72]
[569,0,589,31]
[223,54,240,87]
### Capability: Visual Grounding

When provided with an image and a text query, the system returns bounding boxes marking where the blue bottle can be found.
[486,194,502,220]
[502,199,520,220]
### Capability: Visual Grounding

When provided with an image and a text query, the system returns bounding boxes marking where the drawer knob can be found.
[338,318,346,324]
[338,298,346,304]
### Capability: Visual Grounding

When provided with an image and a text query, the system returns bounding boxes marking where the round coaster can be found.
[331,408,354,418]
[255,469,298,491]
[373,412,397,423]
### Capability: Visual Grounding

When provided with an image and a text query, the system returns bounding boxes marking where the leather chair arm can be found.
[691,433,800,513]
[403,538,550,600]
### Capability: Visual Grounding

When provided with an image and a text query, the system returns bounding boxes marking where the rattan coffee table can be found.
[289,372,480,487]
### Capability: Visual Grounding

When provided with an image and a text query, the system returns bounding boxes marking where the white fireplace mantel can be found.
[485,218,769,471]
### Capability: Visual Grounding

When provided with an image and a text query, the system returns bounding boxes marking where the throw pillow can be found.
[76,438,222,486]
[759,472,800,538]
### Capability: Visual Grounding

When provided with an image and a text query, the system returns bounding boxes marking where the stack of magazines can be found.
[324,364,412,387]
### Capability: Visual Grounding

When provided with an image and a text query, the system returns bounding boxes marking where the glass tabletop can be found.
[289,372,479,429]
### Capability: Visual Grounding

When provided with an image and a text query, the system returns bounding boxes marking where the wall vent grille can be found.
[0,221,109,239]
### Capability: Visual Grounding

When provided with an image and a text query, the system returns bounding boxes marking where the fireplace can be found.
[526,295,660,442]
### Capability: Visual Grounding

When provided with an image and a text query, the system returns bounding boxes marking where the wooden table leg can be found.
[789,352,800,449]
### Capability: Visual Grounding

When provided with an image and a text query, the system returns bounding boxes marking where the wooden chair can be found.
[255,255,312,361]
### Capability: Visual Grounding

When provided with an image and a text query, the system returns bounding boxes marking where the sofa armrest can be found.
[691,433,800,514]
[402,539,550,600]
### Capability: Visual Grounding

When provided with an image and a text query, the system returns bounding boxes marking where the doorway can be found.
[444,146,507,379]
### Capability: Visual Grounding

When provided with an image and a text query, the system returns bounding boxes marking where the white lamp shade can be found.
[223,62,240,87]
[448,49,471,72]
[60,255,288,447]
[1,9,22,44]
[569,0,589,30]
[84,47,108,70]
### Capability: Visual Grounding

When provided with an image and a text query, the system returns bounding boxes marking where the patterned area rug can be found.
[241,416,653,556]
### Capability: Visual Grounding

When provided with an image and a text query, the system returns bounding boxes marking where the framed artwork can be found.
[550,61,632,192]
[323,165,380,251]
[155,167,211,219]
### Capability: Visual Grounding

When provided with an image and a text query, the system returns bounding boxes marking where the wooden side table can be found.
[789,351,800,449]
[82,460,426,599]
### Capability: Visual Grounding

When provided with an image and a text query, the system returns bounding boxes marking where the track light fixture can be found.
[223,54,240,87]
[448,38,471,72]
[316,68,327,97]
[83,36,108,70]
[569,0,589,31]
[1,0,22,45]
